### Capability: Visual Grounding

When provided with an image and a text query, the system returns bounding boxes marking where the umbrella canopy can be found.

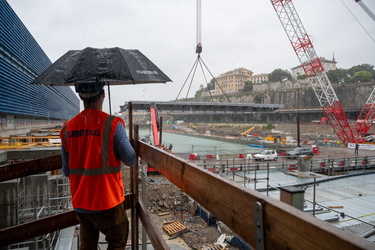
[31,47,172,86]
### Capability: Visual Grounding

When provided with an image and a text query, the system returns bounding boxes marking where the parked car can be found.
[253,149,278,161]
[286,147,314,159]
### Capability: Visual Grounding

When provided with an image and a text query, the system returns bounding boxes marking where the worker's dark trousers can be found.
[76,202,129,250]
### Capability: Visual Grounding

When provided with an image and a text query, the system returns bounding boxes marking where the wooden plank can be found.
[0,154,62,182]
[139,200,170,249]
[139,142,375,250]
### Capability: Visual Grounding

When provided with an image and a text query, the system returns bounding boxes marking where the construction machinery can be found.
[148,104,164,173]
[270,0,375,144]
[188,123,197,129]
[240,126,254,136]
[355,0,375,22]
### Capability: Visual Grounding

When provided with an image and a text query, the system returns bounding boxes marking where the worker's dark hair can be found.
[80,90,104,103]
[75,80,105,103]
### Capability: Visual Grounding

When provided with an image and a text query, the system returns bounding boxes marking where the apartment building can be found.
[214,67,253,94]
[249,73,269,84]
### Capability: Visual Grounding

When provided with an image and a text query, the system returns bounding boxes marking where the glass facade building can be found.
[0,0,79,128]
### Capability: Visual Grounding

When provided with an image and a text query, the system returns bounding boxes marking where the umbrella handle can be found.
[107,82,112,115]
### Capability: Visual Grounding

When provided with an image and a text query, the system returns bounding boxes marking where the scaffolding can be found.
[5,172,70,250]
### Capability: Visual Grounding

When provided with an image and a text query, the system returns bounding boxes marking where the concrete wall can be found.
[197,81,375,110]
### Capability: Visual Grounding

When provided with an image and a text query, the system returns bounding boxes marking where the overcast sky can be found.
[7,0,375,113]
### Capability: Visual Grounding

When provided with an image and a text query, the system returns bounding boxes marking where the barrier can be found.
[312,145,320,155]
[189,154,197,160]
[208,168,218,173]
[288,164,297,171]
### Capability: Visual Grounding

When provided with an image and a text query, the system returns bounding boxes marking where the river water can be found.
[138,129,262,156]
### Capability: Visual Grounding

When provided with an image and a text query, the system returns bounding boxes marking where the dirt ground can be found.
[180,122,341,141]
[123,168,239,250]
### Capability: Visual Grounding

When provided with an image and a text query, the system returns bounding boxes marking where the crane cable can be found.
[339,0,375,44]
[176,0,230,102]
[355,0,375,22]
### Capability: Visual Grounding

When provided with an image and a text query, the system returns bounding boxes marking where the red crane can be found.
[148,104,163,173]
[270,0,375,144]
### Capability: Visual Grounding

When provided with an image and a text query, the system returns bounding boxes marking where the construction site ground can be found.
[119,123,375,250]
[5,123,375,249]
[120,168,237,250]
[174,122,375,143]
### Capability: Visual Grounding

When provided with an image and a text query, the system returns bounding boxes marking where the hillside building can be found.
[291,56,337,79]
[214,67,253,94]
[249,73,269,84]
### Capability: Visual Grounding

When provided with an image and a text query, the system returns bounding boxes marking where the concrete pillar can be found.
[279,186,305,210]
[298,156,311,176]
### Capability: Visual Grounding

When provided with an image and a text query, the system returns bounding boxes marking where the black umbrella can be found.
[32,47,172,113]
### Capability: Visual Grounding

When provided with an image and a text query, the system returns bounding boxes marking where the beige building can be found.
[249,73,269,84]
[291,56,337,79]
[214,67,253,94]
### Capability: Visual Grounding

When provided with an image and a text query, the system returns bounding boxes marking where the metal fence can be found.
[194,155,375,174]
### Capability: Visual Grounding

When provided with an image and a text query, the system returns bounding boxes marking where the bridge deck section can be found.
[121,101,284,114]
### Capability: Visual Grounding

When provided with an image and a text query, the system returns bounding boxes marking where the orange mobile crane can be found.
[148,104,164,173]
[270,0,375,144]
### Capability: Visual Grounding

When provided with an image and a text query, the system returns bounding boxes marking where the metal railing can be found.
[1,133,375,249]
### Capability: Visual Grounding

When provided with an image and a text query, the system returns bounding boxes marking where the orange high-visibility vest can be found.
[60,109,125,211]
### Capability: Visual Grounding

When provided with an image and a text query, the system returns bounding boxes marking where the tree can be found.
[194,88,204,98]
[326,68,350,84]
[348,64,375,80]
[351,71,373,82]
[264,122,275,129]
[242,80,253,92]
[206,79,215,91]
[268,69,292,82]
[297,74,307,80]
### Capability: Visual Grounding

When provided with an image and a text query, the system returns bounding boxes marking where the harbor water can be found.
[139,129,262,156]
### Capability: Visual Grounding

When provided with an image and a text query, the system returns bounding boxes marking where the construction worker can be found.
[60,81,136,250]
[355,142,359,155]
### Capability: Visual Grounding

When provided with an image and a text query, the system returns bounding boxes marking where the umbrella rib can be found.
[115,47,135,84]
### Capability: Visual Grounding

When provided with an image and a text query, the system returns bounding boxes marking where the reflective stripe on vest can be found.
[66,115,121,176]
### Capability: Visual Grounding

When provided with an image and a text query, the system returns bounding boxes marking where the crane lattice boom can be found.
[270,0,356,143]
